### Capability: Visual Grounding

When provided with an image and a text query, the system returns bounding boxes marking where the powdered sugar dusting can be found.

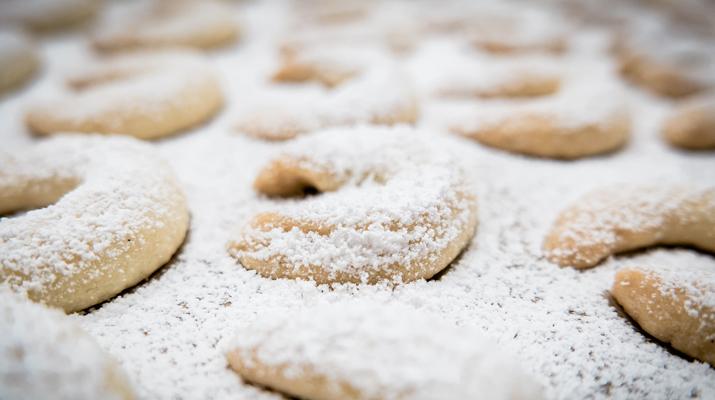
[0,0,714,399]
[229,300,544,400]
[27,51,219,132]
[231,127,475,279]
[0,135,181,294]
[0,289,128,400]
[235,59,416,139]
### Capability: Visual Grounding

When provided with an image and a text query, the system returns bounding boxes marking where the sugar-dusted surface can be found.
[230,127,476,281]
[0,1,714,400]
[228,301,543,400]
[626,251,715,316]
[0,289,129,400]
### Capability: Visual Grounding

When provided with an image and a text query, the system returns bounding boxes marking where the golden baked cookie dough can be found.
[26,51,223,140]
[0,0,100,32]
[0,135,189,313]
[0,30,39,94]
[662,96,715,150]
[544,185,715,269]
[93,0,239,52]
[612,266,714,366]
[0,290,134,400]
[228,127,478,285]
[227,302,544,400]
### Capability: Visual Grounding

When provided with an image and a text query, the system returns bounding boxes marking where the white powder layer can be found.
[228,300,544,400]
[28,51,219,131]
[0,135,180,294]
[232,127,475,279]
[0,289,128,400]
[626,252,715,319]
[546,185,715,264]
[235,58,416,139]
[93,0,236,48]
[0,1,714,400]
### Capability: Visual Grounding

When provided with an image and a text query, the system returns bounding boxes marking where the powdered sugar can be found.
[27,51,220,132]
[228,300,543,400]
[0,135,181,293]
[0,289,129,400]
[235,60,416,139]
[230,127,475,279]
[0,0,714,399]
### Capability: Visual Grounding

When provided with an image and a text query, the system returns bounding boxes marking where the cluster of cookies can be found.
[0,0,713,399]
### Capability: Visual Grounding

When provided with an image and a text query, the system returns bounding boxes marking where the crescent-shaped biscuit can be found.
[544,185,715,269]
[0,30,39,94]
[26,51,223,140]
[0,135,189,312]
[450,78,630,159]
[226,301,544,400]
[92,0,238,52]
[236,48,417,140]
[0,0,100,32]
[228,127,477,285]
[0,290,134,399]
[662,96,715,150]
[468,6,568,55]
[612,265,714,366]
[614,29,714,98]
[432,55,561,99]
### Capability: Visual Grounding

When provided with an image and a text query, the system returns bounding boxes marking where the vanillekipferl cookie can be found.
[0,289,134,400]
[92,0,238,52]
[226,301,544,400]
[235,46,418,140]
[612,263,714,366]
[0,30,39,95]
[0,135,189,313]
[544,185,715,269]
[0,0,100,32]
[432,54,561,99]
[450,64,630,159]
[26,50,223,140]
[467,4,568,55]
[662,95,715,150]
[228,126,478,285]
[614,26,715,98]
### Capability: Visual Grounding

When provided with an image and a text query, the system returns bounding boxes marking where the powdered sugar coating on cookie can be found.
[229,126,477,284]
[0,289,133,400]
[227,301,544,400]
[545,185,715,268]
[0,135,189,312]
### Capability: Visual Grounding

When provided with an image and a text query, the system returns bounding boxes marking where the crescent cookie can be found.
[226,301,544,400]
[432,55,561,99]
[450,78,630,159]
[236,49,417,140]
[0,135,189,313]
[662,96,715,150]
[468,6,568,55]
[26,51,223,140]
[612,265,714,366]
[544,185,715,269]
[0,290,134,400]
[0,30,39,94]
[228,127,477,285]
[614,31,714,98]
[92,0,238,52]
[0,0,99,32]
